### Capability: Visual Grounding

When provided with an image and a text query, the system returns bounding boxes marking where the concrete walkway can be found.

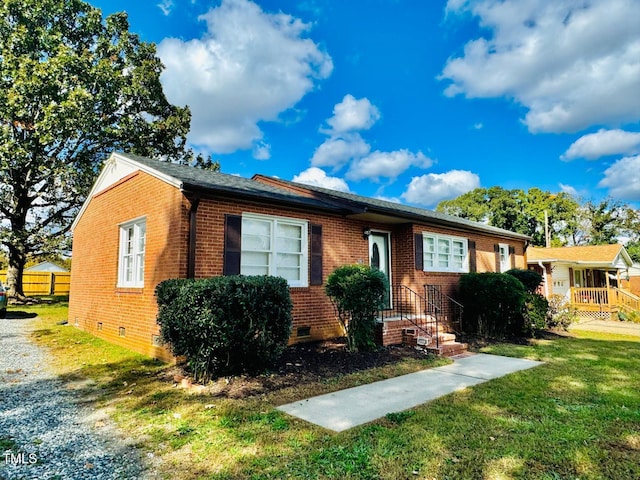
[278,353,543,432]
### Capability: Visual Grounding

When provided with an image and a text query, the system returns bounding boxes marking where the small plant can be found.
[617,310,640,323]
[325,264,388,352]
[547,294,577,330]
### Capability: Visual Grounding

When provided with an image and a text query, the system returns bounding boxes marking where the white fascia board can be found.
[70,152,182,232]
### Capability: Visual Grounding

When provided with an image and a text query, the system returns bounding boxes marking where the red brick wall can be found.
[70,169,529,358]
[69,172,189,360]
[192,198,377,342]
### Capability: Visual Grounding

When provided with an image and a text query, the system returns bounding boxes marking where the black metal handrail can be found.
[424,284,464,333]
[379,284,439,348]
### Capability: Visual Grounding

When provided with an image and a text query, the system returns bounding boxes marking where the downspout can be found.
[187,194,201,279]
[538,261,549,298]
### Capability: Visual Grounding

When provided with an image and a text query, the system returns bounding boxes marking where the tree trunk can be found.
[6,248,26,298]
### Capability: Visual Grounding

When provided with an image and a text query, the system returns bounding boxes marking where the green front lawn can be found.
[24,303,640,479]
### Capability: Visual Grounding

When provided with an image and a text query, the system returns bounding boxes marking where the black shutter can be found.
[310,224,323,285]
[468,240,477,273]
[509,245,516,268]
[414,234,423,270]
[223,215,242,275]
[494,243,501,272]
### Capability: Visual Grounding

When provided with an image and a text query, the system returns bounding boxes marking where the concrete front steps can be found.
[376,316,468,357]
[403,330,468,357]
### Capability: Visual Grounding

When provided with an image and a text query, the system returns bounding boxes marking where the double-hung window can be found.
[118,218,146,288]
[422,233,468,273]
[241,214,308,287]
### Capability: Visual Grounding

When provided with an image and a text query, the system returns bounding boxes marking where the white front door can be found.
[369,232,391,309]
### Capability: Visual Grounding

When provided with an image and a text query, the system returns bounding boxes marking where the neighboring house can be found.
[527,245,639,320]
[69,153,530,360]
[26,261,69,273]
[622,263,640,297]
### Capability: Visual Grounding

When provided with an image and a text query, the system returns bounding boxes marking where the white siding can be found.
[552,265,570,297]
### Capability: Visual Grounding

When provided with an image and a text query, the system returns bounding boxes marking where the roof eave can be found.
[361,205,532,241]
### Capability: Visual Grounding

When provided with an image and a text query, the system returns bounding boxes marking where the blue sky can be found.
[90,0,640,208]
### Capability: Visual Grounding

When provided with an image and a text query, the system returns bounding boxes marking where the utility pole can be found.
[544,210,551,248]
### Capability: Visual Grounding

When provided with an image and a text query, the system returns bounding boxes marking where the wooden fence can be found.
[0,270,71,296]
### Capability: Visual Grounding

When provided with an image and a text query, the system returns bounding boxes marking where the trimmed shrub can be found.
[156,275,292,381]
[458,272,526,337]
[522,292,549,336]
[325,264,388,352]
[506,268,543,293]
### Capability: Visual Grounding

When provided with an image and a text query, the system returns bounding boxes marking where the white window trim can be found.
[241,213,309,287]
[499,243,510,273]
[422,232,469,273]
[117,217,146,288]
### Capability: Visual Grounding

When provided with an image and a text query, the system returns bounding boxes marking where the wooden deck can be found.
[570,287,640,318]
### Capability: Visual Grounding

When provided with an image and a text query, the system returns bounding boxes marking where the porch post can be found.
[605,271,611,309]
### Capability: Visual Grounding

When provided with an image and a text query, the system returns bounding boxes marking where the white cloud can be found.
[562,129,640,160]
[558,183,578,196]
[158,0,333,153]
[310,134,371,170]
[441,0,640,133]
[375,195,402,204]
[157,0,174,16]
[292,167,350,192]
[401,170,481,207]
[252,142,271,160]
[325,94,381,133]
[346,150,433,182]
[598,155,640,201]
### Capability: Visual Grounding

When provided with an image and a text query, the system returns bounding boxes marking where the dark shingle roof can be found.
[117,153,345,212]
[115,153,530,241]
[253,175,532,241]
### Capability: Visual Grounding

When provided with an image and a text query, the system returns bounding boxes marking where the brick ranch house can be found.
[69,152,531,360]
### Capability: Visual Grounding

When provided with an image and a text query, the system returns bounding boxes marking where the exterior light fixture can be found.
[362,227,372,239]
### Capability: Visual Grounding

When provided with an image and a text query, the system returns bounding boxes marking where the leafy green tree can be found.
[437,187,580,246]
[573,199,634,246]
[625,241,640,263]
[0,0,196,296]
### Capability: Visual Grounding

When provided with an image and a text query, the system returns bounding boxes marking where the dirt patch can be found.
[165,338,432,399]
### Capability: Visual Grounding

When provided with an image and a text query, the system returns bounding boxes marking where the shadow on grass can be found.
[5,311,38,319]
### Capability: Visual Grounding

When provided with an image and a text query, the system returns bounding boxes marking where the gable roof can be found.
[252,174,531,241]
[72,153,346,230]
[73,152,530,242]
[107,153,342,210]
[25,261,69,272]
[527,245,633,268]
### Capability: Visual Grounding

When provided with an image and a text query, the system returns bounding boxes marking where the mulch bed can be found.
[168,338,431,399]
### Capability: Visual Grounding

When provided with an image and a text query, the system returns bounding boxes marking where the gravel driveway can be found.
[0,316,149,480]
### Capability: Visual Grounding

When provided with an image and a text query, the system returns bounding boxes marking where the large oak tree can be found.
[0,0,194,296]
